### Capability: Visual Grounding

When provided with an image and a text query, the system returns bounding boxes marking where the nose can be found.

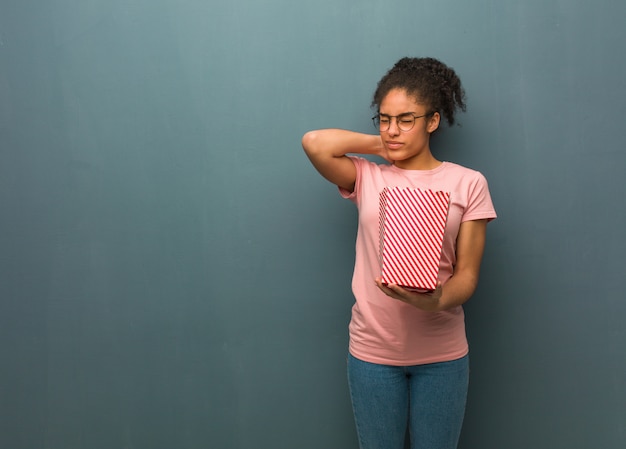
[386,117,401,136]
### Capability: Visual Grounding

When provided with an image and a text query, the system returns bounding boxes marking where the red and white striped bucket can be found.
[379,186,451,291]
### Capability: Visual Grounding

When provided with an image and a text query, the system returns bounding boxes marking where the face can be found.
[378,88,440,169]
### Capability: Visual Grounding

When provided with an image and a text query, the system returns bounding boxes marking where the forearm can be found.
[436,270,479,311]
[436,219,488,311]
[302,129,384,159]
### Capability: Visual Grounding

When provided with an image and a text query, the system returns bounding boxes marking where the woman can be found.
[302,57,497,449]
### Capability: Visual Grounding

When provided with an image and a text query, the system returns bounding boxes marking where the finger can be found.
[382,284,409,301]
[375,281,394,296]
[386,283,409,295]
[375,280,400,298]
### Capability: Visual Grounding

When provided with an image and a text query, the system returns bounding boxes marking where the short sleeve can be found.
[338,156,367,204]
[462,172,497,222]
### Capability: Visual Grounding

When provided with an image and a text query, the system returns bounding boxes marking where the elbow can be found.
[301,130,320,156]
[461,272,480,302]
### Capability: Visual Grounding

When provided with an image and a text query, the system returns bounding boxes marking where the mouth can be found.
[386,141,403,150]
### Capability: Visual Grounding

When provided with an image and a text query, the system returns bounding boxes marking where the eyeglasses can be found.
[372,112,432,132]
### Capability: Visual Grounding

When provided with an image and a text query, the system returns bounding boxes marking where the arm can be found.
[376,219,488,312]
[302,129,386,192]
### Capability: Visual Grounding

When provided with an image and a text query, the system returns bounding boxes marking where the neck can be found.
[393,151,441,170]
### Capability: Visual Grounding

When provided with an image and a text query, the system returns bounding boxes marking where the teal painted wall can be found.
[1,1,624,448]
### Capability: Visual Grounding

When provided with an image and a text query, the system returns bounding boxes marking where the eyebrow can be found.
[378,111,417,116]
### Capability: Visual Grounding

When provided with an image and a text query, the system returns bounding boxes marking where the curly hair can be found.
[372,57,466,126]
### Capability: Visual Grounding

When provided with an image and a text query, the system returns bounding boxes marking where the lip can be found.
[386,141,403,150]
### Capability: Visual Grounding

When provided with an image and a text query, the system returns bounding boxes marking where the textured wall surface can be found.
[1,1,625,448]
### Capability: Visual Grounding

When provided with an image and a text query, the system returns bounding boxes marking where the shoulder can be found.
[442,162,485,178]
[342,156,398,201]
[441,162,491,188]
[441,162,496,219]
[348,155,395,177]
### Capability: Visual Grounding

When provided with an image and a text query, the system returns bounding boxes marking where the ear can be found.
[427,112,441,134]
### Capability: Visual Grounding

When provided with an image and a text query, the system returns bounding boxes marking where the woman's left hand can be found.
[375,278,443,312]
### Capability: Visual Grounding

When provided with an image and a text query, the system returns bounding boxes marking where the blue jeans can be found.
[347,353,469,449]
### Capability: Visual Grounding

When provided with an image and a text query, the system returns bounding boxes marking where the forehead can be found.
[379,88,425,113]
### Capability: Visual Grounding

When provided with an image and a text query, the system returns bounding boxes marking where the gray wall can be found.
[1,1,624,448]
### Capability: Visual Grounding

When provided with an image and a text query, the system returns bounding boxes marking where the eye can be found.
[378,116,390,124]
[398,114,414,124]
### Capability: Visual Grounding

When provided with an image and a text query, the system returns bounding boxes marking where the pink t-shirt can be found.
[340,156,497,366]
